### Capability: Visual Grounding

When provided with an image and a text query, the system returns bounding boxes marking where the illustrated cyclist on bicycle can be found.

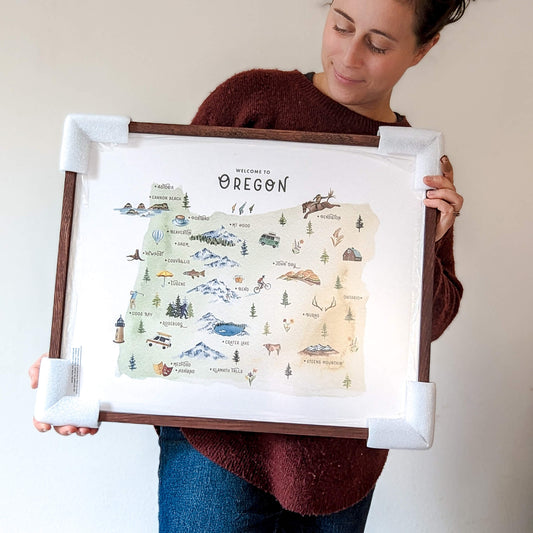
[254,275,271,294]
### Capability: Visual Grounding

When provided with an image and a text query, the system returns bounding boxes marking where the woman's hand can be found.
[29,354,99,436]
[423,155,463,242]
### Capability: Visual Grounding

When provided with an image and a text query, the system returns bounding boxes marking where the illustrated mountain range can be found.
[299,344,339,356]
[174,342,226,360]
[187,278,239,303]
[190,226,241,246]
[278,269,321,286]
[197,312,222,332]
[206,256,240,268]
[190,248,220,262]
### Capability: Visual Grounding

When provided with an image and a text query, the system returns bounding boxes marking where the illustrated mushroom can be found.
[157,270,173,287]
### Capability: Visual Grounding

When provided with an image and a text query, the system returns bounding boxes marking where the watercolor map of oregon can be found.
[114,182,378,397]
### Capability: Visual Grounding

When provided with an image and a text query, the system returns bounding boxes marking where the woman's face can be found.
[319,0,436,120]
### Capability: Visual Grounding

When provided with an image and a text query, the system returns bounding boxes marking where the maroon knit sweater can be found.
[182,69,463,515]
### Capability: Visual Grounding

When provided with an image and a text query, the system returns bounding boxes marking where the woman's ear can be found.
[411,33,440,66]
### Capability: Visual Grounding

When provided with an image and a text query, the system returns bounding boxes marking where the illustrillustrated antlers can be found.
[312,296,323,311]
[312,296,336,312]
[325,297,337,312]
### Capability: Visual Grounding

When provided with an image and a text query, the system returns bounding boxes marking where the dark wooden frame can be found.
[49,122,436,438]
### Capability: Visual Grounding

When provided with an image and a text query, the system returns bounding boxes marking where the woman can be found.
[31,0,468,530]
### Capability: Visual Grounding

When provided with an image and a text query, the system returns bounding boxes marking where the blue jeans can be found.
[158,427,374,533]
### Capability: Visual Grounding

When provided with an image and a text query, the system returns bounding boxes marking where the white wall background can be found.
[1,0,531,531]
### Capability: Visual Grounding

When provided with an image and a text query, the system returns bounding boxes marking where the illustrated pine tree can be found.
[152,293,161,308]
[356,214,364,232]
[321,323,328,339]
[143,268,151,283]
[263,322,271,335]
[250,303,257,318]
[241,240,249,256]
[285,363,292,380]
[342,374,352,389]
[320,249,330,264]
[166,302,174,317]
[345,307,355,321]
[306,220,314,235]
[138,320,146,334]
[233,350,240,365]
[182,192,190,209]
[187,302,194,318]
[334,275,343,289]
[279,213,287,225]
[281,290,291,307]
[129,354,137,371]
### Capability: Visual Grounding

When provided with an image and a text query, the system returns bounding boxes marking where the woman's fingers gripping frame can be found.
[423,156,464,241]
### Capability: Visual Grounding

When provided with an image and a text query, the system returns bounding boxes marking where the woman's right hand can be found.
[30,354,99,436]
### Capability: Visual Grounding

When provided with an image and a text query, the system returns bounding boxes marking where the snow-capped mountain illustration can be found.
[206,256,240,268]
[175,342,227,360]
[190,248,221,262]
[202,226,240,243]
[190,226,241,247]
[187,278,239,303]
[197,312,221,332]
[299,344,339,355]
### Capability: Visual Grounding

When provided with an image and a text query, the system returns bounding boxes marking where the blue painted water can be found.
[213,323,245,336]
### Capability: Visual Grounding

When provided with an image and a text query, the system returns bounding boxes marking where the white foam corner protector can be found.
[60,113,131,173]
[378,126,443,190]
[367,381,436,450]
[34,357,100,428]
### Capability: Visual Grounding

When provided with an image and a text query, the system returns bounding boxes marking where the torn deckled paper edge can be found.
[378,126,443,190]
[367,381,436,450]
[34,358,100,428]
[60,113,130,173]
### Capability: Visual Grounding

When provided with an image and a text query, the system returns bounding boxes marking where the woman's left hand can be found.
[423,155,463,242]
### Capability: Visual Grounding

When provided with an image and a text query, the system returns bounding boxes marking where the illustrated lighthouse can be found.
[114,315,125,343]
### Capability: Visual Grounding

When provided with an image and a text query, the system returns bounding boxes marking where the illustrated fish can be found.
[184,269,205,279]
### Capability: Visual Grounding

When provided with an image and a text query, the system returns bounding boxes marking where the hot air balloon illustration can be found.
[152,229,164,245]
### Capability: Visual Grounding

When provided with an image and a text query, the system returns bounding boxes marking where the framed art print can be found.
[36,115,441,448]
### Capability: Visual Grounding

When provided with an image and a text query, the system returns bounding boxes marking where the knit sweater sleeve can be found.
[432,228,463,340]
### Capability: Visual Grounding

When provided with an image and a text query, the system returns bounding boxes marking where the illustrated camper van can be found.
[259,232,280,248]
[146,332,172,348]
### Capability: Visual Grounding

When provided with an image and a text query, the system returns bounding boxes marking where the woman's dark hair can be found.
[405,0,474,45]
[326,0,474,46]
